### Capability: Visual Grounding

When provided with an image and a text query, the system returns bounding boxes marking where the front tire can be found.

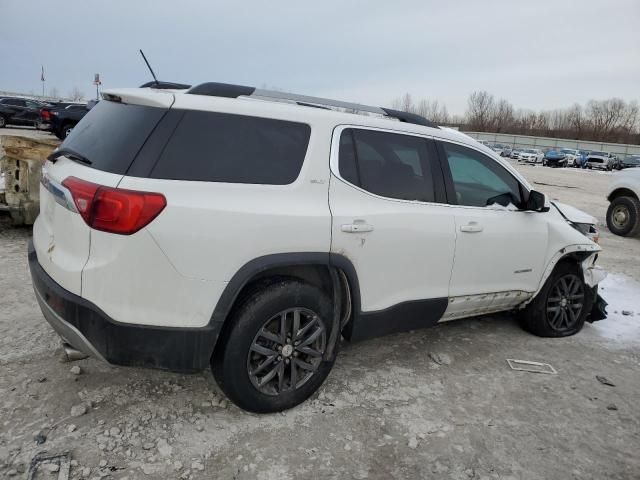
[606,196,640,237]
[520,262,594,337]
[212,279,336,413]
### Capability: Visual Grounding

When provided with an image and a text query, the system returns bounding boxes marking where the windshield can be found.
[591,151,607,156]
[560,149,575,154]
[523,149,537,153]
[627,156,640,164]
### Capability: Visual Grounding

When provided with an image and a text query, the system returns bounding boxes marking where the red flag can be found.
[41,65,45,82]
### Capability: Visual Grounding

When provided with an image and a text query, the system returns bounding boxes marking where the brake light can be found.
[62,176,166,235]
[41,109,51,121]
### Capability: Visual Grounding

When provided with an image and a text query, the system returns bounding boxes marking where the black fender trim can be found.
[209,252,361,333]
[209,251,446,346]
[345,298,448,342]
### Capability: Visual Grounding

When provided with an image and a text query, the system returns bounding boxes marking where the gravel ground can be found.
[1,157,639,480]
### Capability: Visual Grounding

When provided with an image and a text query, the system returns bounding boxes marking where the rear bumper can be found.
[28,240,219,373]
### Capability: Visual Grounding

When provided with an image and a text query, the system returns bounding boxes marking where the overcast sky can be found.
[0,0,638,114]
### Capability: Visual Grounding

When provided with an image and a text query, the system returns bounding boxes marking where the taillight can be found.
[62,176,166,235]
[41,109,51,121]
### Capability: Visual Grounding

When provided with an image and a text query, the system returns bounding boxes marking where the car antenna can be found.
[139,49,159,87]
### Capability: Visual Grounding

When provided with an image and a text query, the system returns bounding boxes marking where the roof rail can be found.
[186,82,439,128]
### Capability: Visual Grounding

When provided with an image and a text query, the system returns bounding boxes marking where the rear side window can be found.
[150,111,311,185]
[62,100,166,174]
[338,128,435,202]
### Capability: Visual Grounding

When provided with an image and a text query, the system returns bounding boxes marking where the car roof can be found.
[102,86,533,190]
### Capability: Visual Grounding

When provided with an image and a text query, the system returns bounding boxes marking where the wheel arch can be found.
[208,252,361,355]
[522,247,599,309]
[608,187,638,201]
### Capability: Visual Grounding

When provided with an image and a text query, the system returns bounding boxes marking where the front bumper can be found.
[28,241,219,373]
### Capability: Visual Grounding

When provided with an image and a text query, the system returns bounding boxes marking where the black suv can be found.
[0,97,50,128]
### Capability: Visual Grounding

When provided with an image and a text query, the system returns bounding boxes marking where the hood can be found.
[551,201,596,224]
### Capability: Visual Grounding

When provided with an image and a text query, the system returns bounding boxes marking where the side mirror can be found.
[526,190,549,212]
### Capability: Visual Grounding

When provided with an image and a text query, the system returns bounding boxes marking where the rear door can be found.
[32,99,168,295]
[329,126,455,339]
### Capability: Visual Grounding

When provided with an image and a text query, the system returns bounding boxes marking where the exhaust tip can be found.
[61,343,89,362]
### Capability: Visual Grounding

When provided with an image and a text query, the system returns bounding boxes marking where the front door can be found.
[329,126,456,340]
[436,140,549,318]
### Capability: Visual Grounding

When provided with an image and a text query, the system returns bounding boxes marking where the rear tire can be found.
[212,279,336,413]
[61,123,75,139]
[519,262,594,337]
[606,196,640,237]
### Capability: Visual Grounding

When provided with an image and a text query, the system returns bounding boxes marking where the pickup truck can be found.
[586,151,615,171]
[40,103,90,139]
[606,168,640,236]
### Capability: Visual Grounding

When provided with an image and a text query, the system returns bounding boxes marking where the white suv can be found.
[30,82,608,412]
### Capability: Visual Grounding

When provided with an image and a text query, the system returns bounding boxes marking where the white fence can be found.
[463,131,640,158]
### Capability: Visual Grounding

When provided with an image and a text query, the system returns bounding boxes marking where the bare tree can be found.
[466,91,495,131]
[492,99,514,132]
[387,90,639,143]
[48,87,60,99]
[68,87,85,102]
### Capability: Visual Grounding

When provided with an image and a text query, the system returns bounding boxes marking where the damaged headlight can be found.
[572,222,599,243]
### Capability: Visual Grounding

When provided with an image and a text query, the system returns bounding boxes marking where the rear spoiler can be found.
[100,88,175,108]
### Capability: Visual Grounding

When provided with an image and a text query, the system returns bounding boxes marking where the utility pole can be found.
[94,73,101,100]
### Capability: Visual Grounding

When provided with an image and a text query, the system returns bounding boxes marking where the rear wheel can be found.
[62,123,75,139]
[520,262,594,337]
[606,196,640,237]
[212,279,336,413]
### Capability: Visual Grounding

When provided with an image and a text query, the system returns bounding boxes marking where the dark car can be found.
[543,149,568,168]
[40,103,90,139]
[0,97,51,128]
[615,155,640,170]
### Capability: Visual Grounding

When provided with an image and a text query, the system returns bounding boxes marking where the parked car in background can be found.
[613,155,640,170]
[490,144,506,155]
[501,146,513,157]
[510,148,522,159]
[0,97,51,128]
[576,150,590,168]
[558,149,580,167]
[40,103,90,139]
[543,149,568,168]
[519,148,544,164]
[606,168,640,236]
[586,151,615,171]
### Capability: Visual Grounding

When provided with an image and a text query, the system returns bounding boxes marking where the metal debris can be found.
[27,451,71,480]
[506,359,557,374]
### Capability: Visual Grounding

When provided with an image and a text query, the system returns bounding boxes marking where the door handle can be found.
[341,223,374,233]
[460,223,483,233]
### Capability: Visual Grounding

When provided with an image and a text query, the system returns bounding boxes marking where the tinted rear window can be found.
[61,100,166,174]
[149,110,311,184]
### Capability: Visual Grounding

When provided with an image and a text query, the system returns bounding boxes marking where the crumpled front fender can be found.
[581,254,607,287]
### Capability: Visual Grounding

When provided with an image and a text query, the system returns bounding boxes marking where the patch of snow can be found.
[590,274,640,344]
[0,172,4,193]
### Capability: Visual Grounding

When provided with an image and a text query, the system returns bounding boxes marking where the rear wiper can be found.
[48,148,92,165]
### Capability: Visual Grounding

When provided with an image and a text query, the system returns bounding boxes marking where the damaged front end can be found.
[582,253,608,322]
